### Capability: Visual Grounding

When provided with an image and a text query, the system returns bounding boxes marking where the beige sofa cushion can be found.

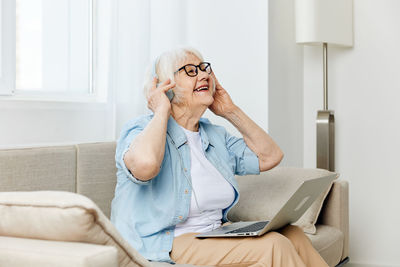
[0,236,118,267]
[229,167,338,234]
[0,146,76,192]
[0,191,150,267]
[319,180,349,260]
[306,225,344,267]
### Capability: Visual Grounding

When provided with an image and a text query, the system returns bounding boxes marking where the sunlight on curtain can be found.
[113,0,187,135]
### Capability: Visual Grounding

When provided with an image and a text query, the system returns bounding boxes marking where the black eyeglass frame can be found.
[174,62,212,77]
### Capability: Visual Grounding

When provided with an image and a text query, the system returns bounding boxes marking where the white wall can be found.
[303,0,400,266]
[268,0,304,167]
[185,0,269,137]
[269,0,400,265]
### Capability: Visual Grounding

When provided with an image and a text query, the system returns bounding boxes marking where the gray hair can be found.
[143,46,215,103]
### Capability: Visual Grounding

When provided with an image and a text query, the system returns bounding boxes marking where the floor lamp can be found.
[295,0,353,171]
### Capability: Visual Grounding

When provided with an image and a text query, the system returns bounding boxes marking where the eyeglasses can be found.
[174,62,212,77]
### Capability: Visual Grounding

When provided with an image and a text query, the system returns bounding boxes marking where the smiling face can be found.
[173,53,214,112]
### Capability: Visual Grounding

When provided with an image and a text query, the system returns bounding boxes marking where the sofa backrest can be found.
[0,142,117,218]
[0,145,77,192]
[76,142,117,218]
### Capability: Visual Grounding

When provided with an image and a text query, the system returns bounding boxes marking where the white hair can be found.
[143,46,215,104]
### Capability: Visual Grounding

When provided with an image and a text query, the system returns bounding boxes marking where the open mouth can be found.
[194,86,208,92]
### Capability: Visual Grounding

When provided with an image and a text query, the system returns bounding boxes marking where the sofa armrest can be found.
[0,191,150,267]
[0,236,118,267]
[318,179,349,260]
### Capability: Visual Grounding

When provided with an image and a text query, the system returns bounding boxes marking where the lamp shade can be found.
[295,0,353,46]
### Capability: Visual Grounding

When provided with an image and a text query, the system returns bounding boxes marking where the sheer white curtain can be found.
[110,0,269,139]
[112,0,187,136]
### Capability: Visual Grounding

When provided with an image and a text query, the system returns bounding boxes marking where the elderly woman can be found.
[111,47,328,267]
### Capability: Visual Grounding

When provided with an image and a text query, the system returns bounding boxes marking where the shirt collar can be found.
[167,116,212,150]
[167,116,186,148]
[198,119,212,150]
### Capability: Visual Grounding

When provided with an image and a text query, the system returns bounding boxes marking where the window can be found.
[16,0,93,94]
[0,0,111,101]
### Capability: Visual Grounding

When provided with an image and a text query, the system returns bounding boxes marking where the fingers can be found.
[151,77,158,90]
[147,77,174,113]
[211,71,217,80]
[210,71,222,87]
[160,80,176,92]
[151,78,175,90]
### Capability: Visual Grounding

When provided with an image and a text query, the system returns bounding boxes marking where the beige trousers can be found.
[170,225,329,267]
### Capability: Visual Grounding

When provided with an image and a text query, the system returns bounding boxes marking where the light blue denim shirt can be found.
[111,114,260,263]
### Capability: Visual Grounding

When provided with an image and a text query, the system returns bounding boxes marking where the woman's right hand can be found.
[147,78,176,115]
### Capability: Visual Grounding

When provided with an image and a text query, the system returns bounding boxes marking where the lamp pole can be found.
[316,43,335,171]
[323,42,328,110]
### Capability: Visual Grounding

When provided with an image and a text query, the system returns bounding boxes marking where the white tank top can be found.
[174,126,235,237]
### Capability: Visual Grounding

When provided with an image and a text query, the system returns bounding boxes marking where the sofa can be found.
[0,142,349,267]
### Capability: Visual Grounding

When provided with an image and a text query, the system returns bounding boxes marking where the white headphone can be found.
[152,56,175,101]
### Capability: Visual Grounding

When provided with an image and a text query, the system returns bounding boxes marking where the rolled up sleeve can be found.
[115,117,152,185]
[225,132,260,176]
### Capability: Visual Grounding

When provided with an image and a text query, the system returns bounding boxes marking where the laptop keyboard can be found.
[227,221,270,234]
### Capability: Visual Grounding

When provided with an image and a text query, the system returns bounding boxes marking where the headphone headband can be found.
[152,56,159,79]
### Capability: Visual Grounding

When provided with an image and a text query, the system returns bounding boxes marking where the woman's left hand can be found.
[209,72,237,117]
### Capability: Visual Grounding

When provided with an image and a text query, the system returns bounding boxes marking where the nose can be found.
[197,68,209,81]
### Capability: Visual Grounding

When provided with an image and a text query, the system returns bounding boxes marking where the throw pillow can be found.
[228,167,338,234]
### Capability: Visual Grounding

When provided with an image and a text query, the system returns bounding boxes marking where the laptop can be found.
[196,174,336,238]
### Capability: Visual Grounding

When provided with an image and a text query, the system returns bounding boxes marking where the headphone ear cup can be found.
[166,89,175,102]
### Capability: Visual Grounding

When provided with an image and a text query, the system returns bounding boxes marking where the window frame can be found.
[0,0,16,96]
